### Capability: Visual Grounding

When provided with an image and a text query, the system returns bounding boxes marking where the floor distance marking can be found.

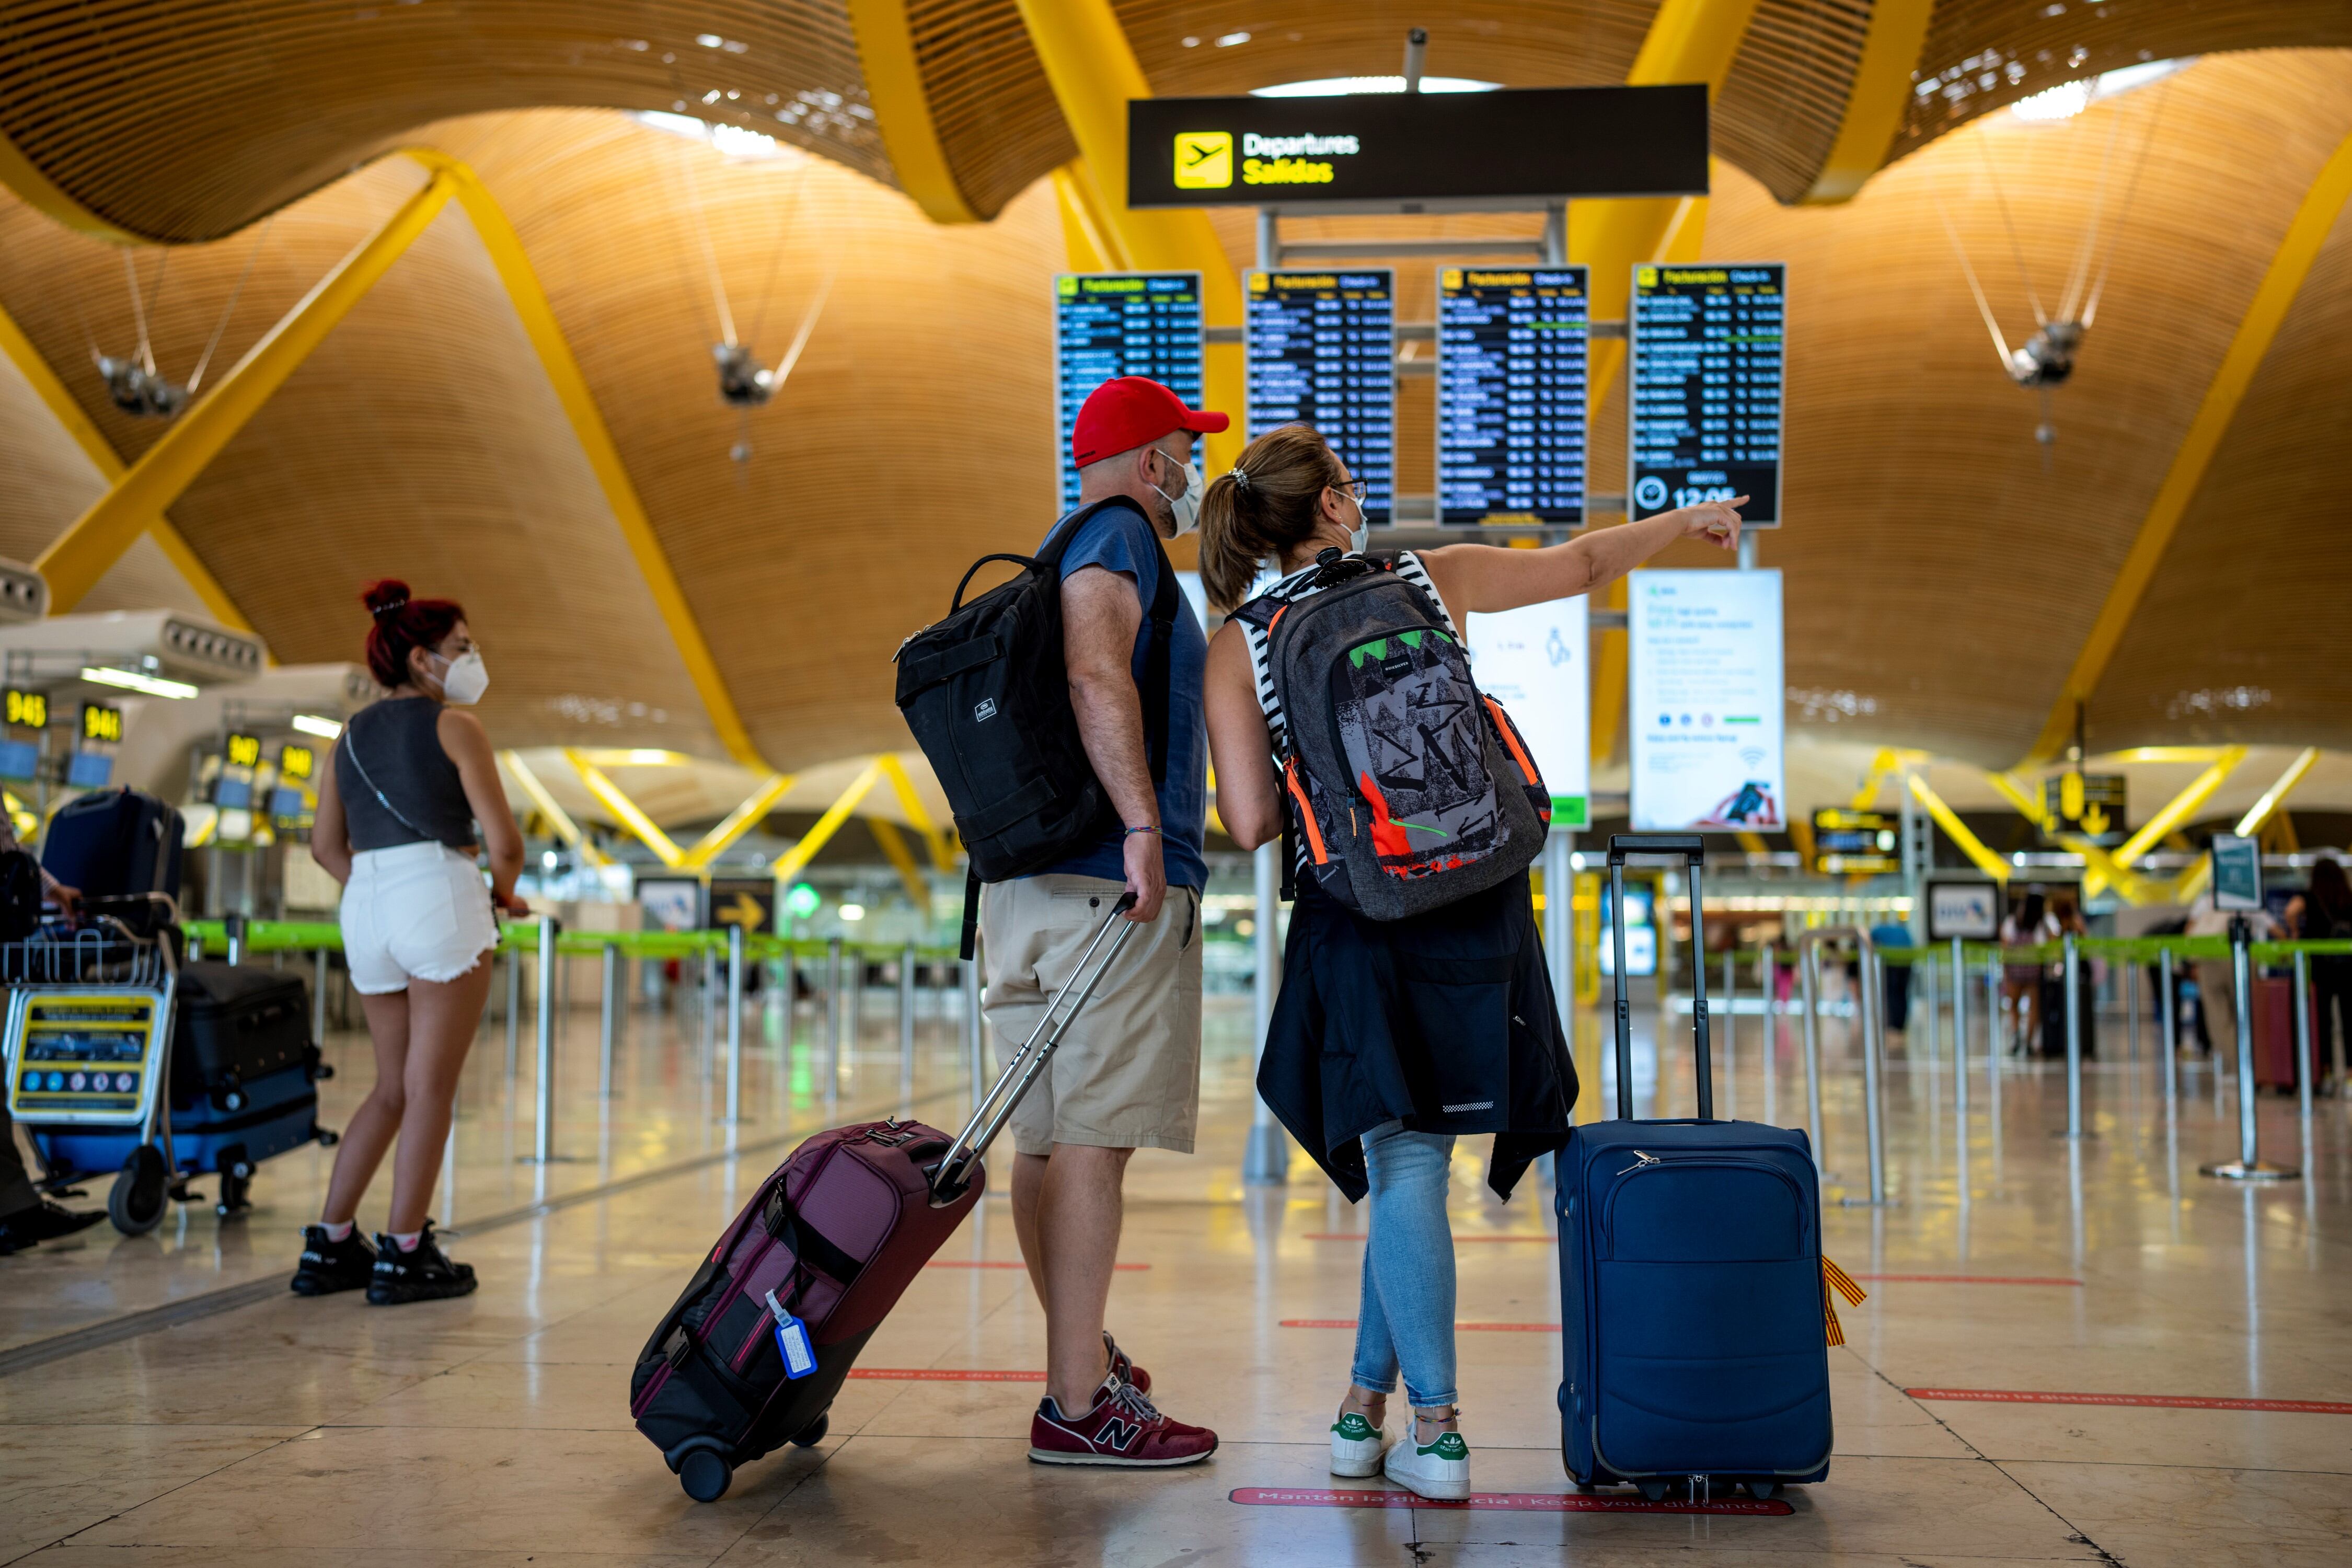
[1280,1319,1558,1332]
[848,1368,1047,1382]
[1908,1388,2352,1414]
[1229,1488,1793,1515]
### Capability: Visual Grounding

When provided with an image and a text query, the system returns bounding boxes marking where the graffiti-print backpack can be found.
[1233,549,1549,919]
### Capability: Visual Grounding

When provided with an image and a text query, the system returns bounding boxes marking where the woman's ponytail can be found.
[1196,424,1348,612]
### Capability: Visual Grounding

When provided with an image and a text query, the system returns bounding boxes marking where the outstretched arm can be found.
[1415,499,1745,624]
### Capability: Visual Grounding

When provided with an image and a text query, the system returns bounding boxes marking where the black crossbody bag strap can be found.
[339,722,436,843]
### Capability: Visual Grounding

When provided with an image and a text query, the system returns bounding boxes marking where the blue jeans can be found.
[1350,1122,1458,1409]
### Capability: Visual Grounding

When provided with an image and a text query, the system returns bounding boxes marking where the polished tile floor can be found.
[3,970,2346,1566]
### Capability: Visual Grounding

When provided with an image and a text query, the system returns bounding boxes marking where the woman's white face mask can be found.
[426,649,489,706]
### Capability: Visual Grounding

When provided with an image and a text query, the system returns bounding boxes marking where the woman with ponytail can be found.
[291,581,526,1305]
[1200,423,1743,1498]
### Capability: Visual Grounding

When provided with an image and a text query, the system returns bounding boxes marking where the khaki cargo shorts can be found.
[980,873,1203,1158]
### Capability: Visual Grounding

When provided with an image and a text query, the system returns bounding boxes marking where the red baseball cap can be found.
[1071,376,1228,468]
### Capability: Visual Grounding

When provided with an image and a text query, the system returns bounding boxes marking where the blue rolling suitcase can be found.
[1555,834,1847,1500]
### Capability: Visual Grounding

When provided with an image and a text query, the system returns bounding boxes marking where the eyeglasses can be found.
[1333,477,1368,502]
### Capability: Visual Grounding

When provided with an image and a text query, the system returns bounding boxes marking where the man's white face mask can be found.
[1147,449,1202,536]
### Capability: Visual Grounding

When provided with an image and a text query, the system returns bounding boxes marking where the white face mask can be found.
[429,650,489,706]
[1347,494,1370,556]
[1148,451,1203,536]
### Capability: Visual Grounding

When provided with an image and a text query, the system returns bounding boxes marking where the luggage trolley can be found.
[2,896,335,1232]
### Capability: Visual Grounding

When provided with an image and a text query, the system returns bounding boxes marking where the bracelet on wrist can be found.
[1123,824,1162,837]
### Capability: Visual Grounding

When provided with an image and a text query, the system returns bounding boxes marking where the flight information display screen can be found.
[1436,267,1588,526]
[1246,270,1395,523]
[1629,262,1785,526]
[1053,272,1205,511]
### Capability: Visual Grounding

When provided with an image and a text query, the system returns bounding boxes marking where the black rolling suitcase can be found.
[172,961,316,1100]
[42,788,183,900]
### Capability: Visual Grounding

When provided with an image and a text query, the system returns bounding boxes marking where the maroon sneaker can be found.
[1029,1374,1217,1467]
[1105,1331,1150,1395]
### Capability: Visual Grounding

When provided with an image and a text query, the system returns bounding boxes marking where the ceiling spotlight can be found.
[82,665,198,698]
[2005,319,2081,389]
[95,355,188,418]
[291,713,343,739]
[714,342,775,406]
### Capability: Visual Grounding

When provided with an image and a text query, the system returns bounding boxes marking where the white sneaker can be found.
[1383,1428,1471,1501]
[1330,1411,1385,1477]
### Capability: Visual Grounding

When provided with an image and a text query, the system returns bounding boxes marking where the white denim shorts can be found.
[340,839,498,994]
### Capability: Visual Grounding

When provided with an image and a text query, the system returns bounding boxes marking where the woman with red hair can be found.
[291,581,526,1305]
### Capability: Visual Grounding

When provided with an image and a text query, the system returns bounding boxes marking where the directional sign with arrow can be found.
[708,878,775,934]
[2042,772,2127,847]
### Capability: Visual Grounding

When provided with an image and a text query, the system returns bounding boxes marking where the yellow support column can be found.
[845,0,979,224]
[1012,0,1242,470]
[771,759,887,885]
[1801,0,1937,204]
[501,751,609,867]
[1905,773,2009,884]
[874,753,953,870]
[869,818,931,906]
[683,773,798,869]
[564,748,686,868]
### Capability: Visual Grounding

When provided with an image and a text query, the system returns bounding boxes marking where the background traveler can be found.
[2284,857,2351,1093]
[985,377,1223,1468]
[291,580,526,1305]
[1197,421,1743,1501]
[0,836,95,1255]
[2001,891,2056,1054]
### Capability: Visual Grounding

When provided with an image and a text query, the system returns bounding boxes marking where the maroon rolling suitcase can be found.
[631,895,1139,1501]
[2249,976,2319,1092]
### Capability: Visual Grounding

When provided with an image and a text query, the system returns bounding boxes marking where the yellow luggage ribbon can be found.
[1821,1256,1867,1346]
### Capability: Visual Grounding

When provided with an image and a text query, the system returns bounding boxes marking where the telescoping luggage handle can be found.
[929,891,1139,1204]
[1606,834,1712,1123]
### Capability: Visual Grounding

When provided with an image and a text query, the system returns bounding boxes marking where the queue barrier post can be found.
[312,948,329,1048]
[2126,958,2140,1063]
[1721,949,1737,1122]
[2202,917,2298,1181]
[827,937,846,1105]
[724,926,745,1124]
[1798,938,1824,1164]
[2293,949,2314,1125]
[1797,926,1890,1204]
[898,941,917,1112]
[2159,946,2179,1114]
[224,912,246,966]
[2061,931,2086,1139]
[699,944,719,1086]
[1950,937,1969,1139]
[1759,941,1776,1125]
[504,939,522,1079]
[526,914,562,1163]
[962,940,984,1117]
[599,942,621,1100]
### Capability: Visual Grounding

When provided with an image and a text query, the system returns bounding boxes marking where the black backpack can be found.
[895,500,1175,955]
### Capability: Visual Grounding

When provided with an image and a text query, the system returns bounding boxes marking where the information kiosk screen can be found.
[1628,568,1785,832]
[1629,263,1784,527]
[1436,267,1588,526]
[1246,270,1395,523]
[1053,272,1206,512]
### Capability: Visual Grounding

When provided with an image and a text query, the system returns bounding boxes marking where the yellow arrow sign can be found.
[715,892,768,930]
[2080,803,2111,838]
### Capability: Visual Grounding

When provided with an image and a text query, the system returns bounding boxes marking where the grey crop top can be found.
[336,697,477,852]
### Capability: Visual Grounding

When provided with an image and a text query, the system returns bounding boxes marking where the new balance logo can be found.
[1095,1416,1141,1451]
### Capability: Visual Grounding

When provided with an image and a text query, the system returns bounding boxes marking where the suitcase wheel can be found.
[315,1062,336,1080]
[316,1127,340,1148]
[790,1412,829,1448]
[109,1146,169,1236]
[678,1449,733,1503]
[1746,1480,1777,1500]
[215,1149,253,1220]
[1636,1479,1671,1502]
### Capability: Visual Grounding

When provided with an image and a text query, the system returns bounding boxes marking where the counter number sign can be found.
[4,688,47,731]
[81,702,124,745]
[278,743,315,781]
[225,732,262,769]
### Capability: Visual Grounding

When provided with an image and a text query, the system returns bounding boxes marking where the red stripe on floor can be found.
[1907,1389,2352,1415]
[1280,1319,1559,1332]
[923,1260,1149,1271]
[1229,1488,1791,1516]
[1858,1274,2081,1286]
[1303,1233,1552,1243]
[848,1368,1046,1382]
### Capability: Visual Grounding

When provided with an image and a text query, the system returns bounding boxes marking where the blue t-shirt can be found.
[1028,500,1207,891]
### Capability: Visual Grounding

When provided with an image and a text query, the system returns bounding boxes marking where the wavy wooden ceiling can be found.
[10,2,2350,243]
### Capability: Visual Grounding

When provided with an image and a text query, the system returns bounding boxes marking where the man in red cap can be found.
[983,376,1227,1468]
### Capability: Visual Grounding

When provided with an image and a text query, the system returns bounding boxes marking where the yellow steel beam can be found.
[1985,770,2048,829]
[2025,126,2352,764]
[2105,746,2233,765]
[564,747,686,868]
[1905,771,2009,883]
[845,0,979,224]
[1590,577,1631,765]
[874,752,952,870]
[36,166,458,612]
[1850,747,1924,811]
[771,758,886,885]
[2235,747,2319,837]
[1576,0,1762,416]
[2112,746,2243,867]
[407,152,769,773]
[868,817,930,905]
[1802,0,1936,204]
[1052,162,1129,271]
[0,296,259,634]
[683,772,797,870]
[0,126,147,244]
[500,750,608,866]
[1011,0,1242,472]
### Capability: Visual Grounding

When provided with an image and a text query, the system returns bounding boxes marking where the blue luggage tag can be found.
[764,1288,816,1380]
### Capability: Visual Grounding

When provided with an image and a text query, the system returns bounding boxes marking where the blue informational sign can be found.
[1246,269,1394,523]
[213,777,252,810]
[270,786,309,822]
[1629,262,1785,526]
[1053,273,1205,511]
[1436,266,1588,526]
[0,740,37,783]
[65,752,113,789]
